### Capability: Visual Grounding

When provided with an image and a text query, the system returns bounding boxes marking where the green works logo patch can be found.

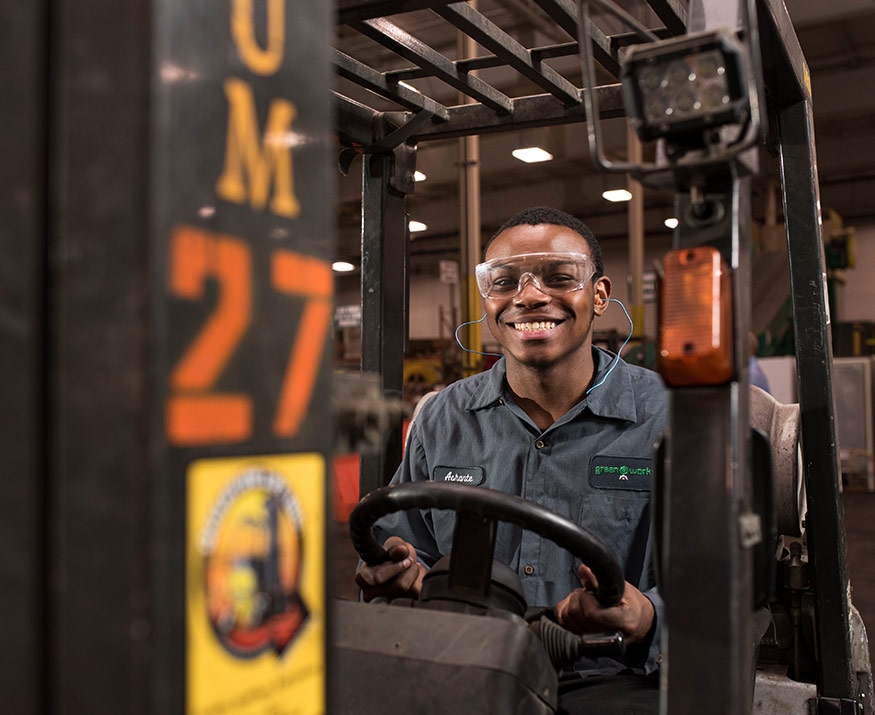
[589,455,652,491]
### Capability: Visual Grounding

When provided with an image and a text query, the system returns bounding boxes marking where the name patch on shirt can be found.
[589,455,652,492]
[433,465,485,486]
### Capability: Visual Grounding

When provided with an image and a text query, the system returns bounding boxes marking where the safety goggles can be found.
[474,252,595,299]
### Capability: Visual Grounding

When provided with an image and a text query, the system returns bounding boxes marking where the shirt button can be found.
[524,565,535,575]
[535,440,545,449]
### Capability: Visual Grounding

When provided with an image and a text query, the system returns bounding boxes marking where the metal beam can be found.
[779,97,856,702]
[757,0,812,105]
[1,1,47,712]
[644,0,688,35]
[333,49,451,119]
[351,18,514,114]
[434,2,579,104]
[532,0,622,78]
[661,176,755,715]
[385,40,581,82]
[396,83,627,141]
[337,0,457,25]
[360,149,412,494]
[333,92,383,147]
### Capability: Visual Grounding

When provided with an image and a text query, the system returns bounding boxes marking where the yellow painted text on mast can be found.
[231,0,286,75]
[217,0,300,219]
[216,78,301,218]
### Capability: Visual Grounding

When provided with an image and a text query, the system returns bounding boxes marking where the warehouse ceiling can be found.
[332,0,875,269]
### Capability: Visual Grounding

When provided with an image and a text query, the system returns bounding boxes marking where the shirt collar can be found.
[583,347,638,422]
[464,358,508,411]
[464,348,639,423]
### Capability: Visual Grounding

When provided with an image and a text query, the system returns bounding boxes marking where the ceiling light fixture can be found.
[409,220,428,233]
[664,217,679,229]
[512,147,553,163]
[602,189,633,202]
[332,261,356,273]
[414,171,427,182]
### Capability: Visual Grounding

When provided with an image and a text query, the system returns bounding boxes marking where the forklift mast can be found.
[3,0,333,712]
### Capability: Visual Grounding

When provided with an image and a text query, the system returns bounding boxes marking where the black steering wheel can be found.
[349,482,625,607]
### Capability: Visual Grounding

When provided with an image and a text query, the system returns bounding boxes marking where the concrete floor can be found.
[841,489,875,668]
[332,489,875,667]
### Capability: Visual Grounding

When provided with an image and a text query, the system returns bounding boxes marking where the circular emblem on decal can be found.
[200,467,309,658]
[620,465,628,475]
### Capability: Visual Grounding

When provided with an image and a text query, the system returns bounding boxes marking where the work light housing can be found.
[621,29,750,144]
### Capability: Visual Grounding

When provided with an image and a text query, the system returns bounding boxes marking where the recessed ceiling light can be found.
[602,189,633,202]
[332,261,355,273]
[664,217,679,229]
[512,147,553,163]
[414,171,427,182]
[409,220,428,232]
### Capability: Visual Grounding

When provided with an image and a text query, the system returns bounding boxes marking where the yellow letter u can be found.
[231,0,285,76]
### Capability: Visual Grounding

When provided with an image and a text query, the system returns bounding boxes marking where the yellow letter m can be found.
[216,77,300,218]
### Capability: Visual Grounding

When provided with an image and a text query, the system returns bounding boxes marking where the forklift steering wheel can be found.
[349,482,625,607]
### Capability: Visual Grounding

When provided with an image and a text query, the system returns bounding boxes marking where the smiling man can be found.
[354,207,669,698]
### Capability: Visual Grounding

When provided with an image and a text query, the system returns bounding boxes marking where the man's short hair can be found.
[485,206,604,278]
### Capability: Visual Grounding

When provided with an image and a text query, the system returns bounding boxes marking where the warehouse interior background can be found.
[333,0,875,376]
[328,0,875,665]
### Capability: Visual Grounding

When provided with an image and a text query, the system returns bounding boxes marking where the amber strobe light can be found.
[658,246,734,386]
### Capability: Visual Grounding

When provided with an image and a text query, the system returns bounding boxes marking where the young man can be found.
[355,206,668,677]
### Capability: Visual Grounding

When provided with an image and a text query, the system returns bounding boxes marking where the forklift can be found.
[331,0,875,713]
[3,0,870,713]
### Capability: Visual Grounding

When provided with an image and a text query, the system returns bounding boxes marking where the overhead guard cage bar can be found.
[333,0,853,708]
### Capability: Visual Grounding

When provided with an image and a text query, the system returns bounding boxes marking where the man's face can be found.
[482,223,609,370]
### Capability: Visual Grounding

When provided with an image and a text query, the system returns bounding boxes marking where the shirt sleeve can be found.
[371,422,443,569]
[639,586,663,674]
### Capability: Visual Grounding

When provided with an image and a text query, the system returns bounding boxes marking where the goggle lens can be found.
[475,252,594,299]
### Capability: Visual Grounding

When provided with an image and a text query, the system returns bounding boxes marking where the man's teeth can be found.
[514,321,557,332]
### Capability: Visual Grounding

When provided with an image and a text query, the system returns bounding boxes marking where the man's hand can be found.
[354,536,427,602]
[555,563,655,643]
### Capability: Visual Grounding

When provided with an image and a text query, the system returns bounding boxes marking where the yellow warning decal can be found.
[186,453,325,715]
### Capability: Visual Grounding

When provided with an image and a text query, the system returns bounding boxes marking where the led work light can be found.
[621,29,750,143]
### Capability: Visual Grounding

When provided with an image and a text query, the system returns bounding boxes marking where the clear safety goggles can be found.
[474,252,595,299]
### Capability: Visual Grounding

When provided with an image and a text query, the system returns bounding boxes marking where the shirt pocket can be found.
[578,490,651,579]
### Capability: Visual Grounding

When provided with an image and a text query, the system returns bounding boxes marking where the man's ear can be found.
[593,276,611,316]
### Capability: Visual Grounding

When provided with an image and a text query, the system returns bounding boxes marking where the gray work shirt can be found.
[374,347,669,673]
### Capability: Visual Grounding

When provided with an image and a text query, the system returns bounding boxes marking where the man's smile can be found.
[513,320,561,332]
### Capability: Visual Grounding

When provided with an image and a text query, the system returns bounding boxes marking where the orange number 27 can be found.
[165,225,331,446]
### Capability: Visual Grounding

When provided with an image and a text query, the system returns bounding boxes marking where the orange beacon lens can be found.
[658,246,734,387]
